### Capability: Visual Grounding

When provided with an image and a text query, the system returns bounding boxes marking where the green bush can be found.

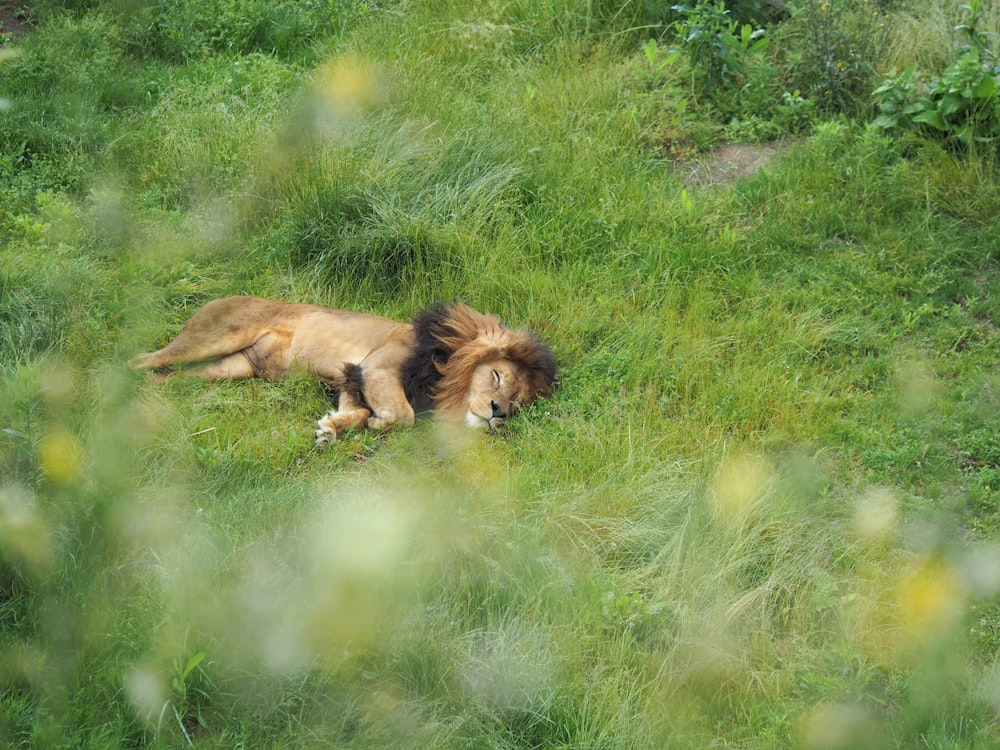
[783,0,892,115]
[873,2,1000,153]
[672,0,771,92]
[874,52,1000,150]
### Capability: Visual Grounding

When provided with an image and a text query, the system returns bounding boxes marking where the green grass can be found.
[3,0,1000,748]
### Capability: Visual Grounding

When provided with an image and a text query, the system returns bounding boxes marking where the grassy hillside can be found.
[3,0,1000,747]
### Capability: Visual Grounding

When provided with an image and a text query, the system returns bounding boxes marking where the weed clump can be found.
[874,1,1000,156]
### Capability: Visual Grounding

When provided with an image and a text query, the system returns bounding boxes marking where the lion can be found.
[128,296,558,444]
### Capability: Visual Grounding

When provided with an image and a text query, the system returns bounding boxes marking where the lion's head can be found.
[405,303,557,429]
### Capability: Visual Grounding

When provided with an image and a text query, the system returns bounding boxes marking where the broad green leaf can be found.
[913,108,947,129]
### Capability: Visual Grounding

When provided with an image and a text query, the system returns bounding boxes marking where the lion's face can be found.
[463,358,534,430]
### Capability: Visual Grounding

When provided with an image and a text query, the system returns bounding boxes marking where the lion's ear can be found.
[506,333,558,397]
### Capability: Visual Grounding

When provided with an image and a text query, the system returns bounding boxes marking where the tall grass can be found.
[887,0,1000,73]
[3,1,1000,748]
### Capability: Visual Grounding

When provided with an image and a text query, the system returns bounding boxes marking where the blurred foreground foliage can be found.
[3,1,1000,748]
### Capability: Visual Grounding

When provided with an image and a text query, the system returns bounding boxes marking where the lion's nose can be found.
[490,401,507,419]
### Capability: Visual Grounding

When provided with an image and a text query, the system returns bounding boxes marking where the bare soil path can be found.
[681,141,793,188]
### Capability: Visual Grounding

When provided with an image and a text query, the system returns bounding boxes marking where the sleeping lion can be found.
[129,296,558,444]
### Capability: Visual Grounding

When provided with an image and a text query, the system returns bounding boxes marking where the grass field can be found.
[3,0,1000,747]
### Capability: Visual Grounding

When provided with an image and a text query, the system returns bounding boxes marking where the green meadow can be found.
[3,0,1000,746]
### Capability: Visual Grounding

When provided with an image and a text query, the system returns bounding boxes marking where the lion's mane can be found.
[401,303,558,417]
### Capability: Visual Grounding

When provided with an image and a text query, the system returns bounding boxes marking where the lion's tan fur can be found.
[129,296,557,442]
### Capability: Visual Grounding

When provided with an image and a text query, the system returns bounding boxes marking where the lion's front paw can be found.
[366,409,413,431]
[315,406,373,444]
[315,412,339,446]
[367,416,391,430]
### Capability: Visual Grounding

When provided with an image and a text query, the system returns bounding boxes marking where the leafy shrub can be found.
[672,0,771,92]
[660,1,821,141]
[785,0,892,115]
[724,88,817,140]
[873,2,1000,152]
[874,52,1000,149]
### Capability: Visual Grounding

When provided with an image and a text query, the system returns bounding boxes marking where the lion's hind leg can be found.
[129,296,275,376]
[129,350,257,382]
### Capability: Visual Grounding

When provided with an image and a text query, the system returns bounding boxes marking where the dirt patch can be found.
[1,1,32,38]
[681,140,794,188]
